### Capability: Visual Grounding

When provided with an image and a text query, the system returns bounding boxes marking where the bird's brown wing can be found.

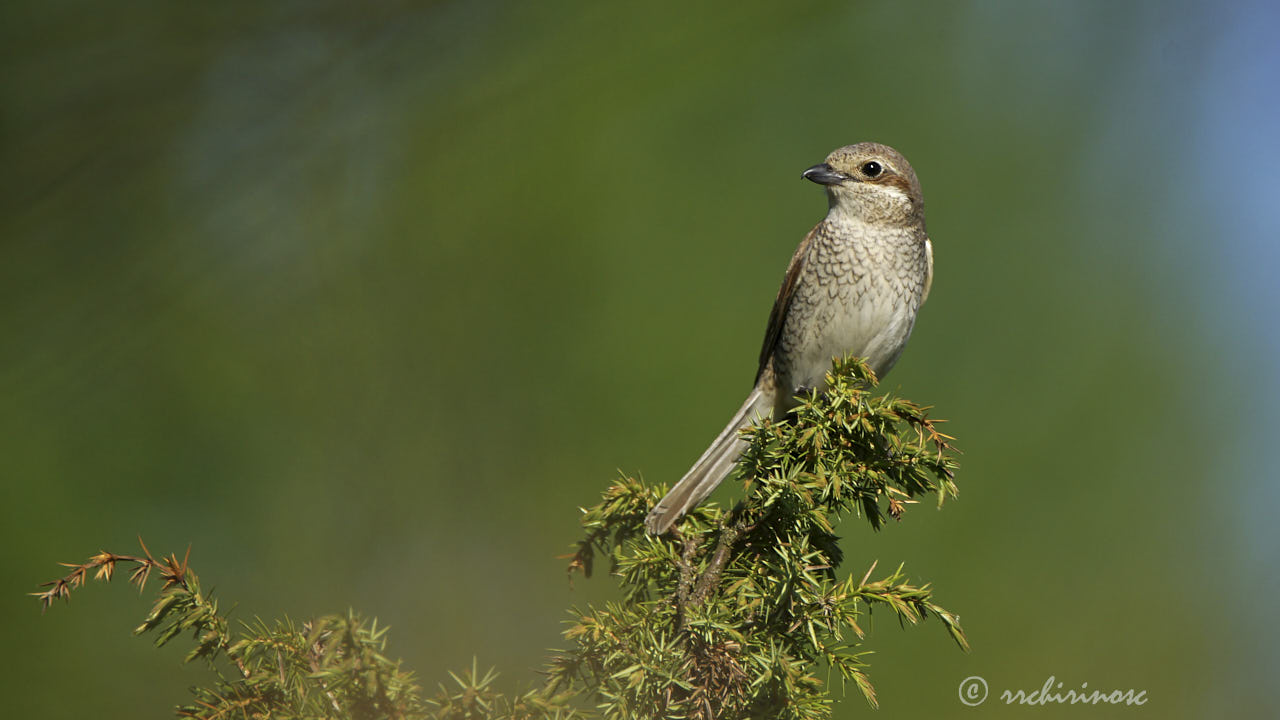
[754,223,819,384]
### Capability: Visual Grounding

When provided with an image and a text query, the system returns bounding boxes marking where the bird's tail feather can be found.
[645,388,769,534]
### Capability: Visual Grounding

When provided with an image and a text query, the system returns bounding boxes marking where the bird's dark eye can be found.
[861,161,882,177]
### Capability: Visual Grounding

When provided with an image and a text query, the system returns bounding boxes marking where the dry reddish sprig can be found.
[32,536,191,613]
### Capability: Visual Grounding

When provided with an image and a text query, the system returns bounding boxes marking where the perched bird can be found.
[644,142,934,535]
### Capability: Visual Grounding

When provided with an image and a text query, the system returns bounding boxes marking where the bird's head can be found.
[802,142,924,226]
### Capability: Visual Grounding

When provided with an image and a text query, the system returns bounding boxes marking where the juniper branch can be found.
[33,355,965,719]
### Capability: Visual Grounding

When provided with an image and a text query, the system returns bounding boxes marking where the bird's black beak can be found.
[801,163,846,186]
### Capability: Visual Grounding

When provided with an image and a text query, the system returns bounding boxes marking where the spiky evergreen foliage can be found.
[35,356,964,719]
[554,356,965,718]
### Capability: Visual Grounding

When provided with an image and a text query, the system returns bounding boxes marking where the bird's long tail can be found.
[645,388,770,534]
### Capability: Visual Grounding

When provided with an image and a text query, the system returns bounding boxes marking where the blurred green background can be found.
[4,1,1278,717]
